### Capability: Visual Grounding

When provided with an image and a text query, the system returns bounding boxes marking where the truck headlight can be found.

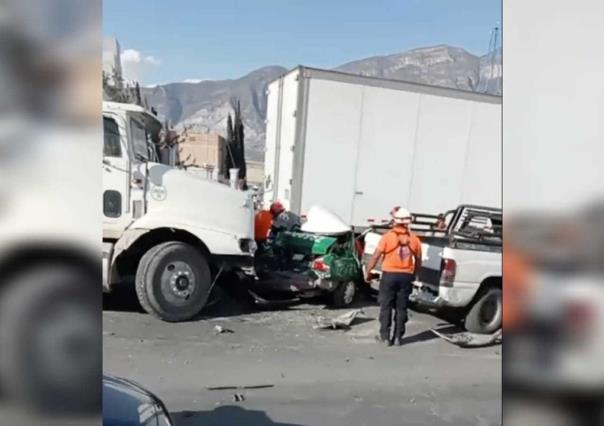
[239,238,257,254]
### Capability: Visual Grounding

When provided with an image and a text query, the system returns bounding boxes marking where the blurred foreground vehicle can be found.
[364,205,502,333]
[0,117,101,413]
[102,102,256,322]
[505,211,604,396]
[103,375,173,426]
[0,0,101,413]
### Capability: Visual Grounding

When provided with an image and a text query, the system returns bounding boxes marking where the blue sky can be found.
[103,0,500,85]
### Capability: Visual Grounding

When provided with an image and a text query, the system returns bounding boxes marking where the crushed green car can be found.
[253,206,366,307]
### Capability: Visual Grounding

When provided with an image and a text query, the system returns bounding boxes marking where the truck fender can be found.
[112,228,150,263]
[128,215,242,255]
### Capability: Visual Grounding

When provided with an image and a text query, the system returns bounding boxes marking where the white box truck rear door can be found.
[350,86,421,226]
[299,79,364,221]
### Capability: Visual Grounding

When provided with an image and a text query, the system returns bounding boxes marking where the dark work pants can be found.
[379,272,414,341]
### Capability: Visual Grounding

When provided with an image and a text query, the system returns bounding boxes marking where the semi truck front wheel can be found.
[136,241,211,322]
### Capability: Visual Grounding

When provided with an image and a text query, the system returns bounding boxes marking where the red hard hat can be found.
[270,201,285,215]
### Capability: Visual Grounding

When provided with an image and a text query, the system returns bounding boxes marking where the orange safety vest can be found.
[254,210,273,242]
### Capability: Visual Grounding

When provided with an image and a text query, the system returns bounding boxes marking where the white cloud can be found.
[120,48,161,83]
[144,55,161,66]
[121,48,143,64]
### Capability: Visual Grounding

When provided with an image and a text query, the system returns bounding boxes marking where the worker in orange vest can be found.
[255,201,298,244]
[254,209,274,244]
[365,207,422,346]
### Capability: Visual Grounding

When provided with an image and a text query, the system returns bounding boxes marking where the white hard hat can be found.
[391,206,412,225]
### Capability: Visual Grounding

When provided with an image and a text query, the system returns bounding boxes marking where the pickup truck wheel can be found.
[0,266,101,412]
[332,280,356,308]
[464,287,502,334]
[136,241,211,322]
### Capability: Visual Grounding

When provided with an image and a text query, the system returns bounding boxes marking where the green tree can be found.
[232,100,246,180]
[134,82,143,106]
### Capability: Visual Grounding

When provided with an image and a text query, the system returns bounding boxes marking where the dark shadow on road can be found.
[172,406,308,426]
[411,303,465,327]
[102,283,145,313]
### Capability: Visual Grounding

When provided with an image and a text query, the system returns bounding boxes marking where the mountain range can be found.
[142,45,501,161]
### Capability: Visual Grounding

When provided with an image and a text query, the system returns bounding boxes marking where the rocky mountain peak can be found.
[142,45,500,161]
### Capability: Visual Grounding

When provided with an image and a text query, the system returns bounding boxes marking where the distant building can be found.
[178,132,226,181]
[246,160,265,189]
[103,36,122,83]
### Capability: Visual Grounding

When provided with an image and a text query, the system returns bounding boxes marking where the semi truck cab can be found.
[102,102,256,321]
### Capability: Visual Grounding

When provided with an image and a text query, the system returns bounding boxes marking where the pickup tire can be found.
[0,265,101,412]
[332,280,357,308]
[136,241,211,322]
[464,287,502,334]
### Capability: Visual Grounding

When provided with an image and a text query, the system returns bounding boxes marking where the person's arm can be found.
[364,248,383,282]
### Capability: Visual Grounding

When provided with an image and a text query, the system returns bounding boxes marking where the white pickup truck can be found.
[363,205,502,334]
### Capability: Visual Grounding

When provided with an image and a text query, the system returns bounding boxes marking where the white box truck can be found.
[264,66,501,227]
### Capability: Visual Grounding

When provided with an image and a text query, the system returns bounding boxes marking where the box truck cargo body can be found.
[264,66,501,227]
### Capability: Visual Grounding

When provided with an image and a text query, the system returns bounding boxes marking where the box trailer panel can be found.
[264,70,300,209]
[265,66,501,225]
[350,86,422,224]
[407,94,475,214]
[460,102,501,208]
[275,71,300,209]
[263,79,281,204]
[299,79,364,221]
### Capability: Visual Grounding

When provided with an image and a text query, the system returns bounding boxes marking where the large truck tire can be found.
[464,287,502,334]
[0,265,101,412]
[331,280,357,308]
[135,241,211,322]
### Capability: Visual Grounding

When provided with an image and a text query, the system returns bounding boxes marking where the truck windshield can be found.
[130,118,149,161]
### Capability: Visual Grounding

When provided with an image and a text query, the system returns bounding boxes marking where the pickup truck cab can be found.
[363,205,502,334]
[103,102,256,322]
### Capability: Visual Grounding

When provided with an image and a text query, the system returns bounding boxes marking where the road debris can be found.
[430,328,502,348]
[206,384,275,391]
[313,309,367,330]
[214,325,235,335]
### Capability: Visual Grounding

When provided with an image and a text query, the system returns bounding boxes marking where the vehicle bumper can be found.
[309,276,338,292]
[411,281,476,308]
[213,254,255,274]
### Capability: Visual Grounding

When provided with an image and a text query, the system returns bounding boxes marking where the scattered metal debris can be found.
[313,309,367,330]
[206,384,275,391]
[430,328,502,348]
[214,325,235,335]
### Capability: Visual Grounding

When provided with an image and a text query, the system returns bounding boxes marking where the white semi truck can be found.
[264,66,501,227]
[102,102,256,322]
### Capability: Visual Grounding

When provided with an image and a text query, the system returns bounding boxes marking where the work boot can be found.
[394,338,404,346]
[375,335,392,346]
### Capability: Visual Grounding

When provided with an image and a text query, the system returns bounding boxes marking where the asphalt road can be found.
[103,289,501,426]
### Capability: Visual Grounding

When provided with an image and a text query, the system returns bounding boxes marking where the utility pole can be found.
[485,25,501,94]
